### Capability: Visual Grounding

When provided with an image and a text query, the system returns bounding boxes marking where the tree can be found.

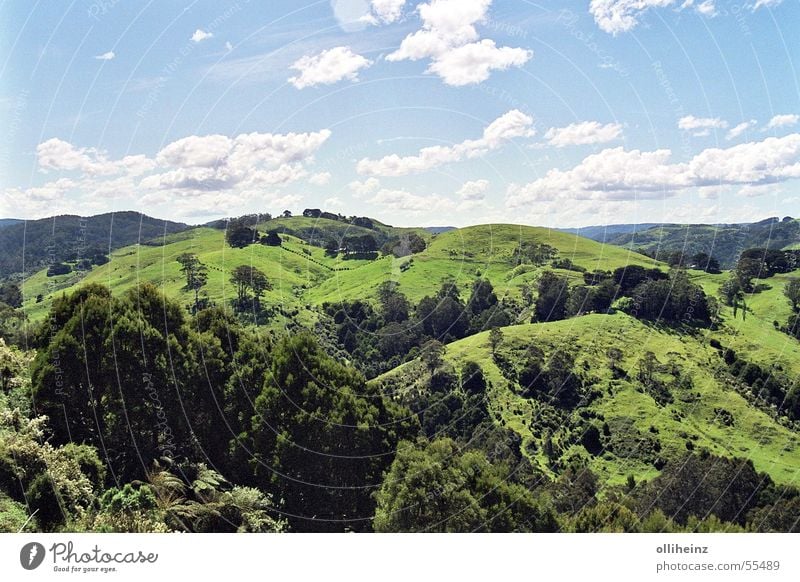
[420,339,445,376]
[230,265,271,311]
[176,253,208,312]
[373,439,558,532]
[376,281,410,323]
[282,210,292,218]
[0,282,22,308]
[533,270,568,322]
[720,276,747,320]
[248,333,411,531]
[636,453,766,526]
[489,327,503,355]
[260,231,281,246]
[47,263,72,276]
[225,218,258,248]
[467,278,497,315]
[784,278,800,313]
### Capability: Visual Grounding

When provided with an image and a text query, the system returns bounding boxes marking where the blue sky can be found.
[1,0,799,227]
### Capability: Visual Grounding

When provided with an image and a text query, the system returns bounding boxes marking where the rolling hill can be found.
[20,218,661,324]
[603,217,799,268]
[373,274,800,487]
[4,209,800,532]
[0,211,189,278]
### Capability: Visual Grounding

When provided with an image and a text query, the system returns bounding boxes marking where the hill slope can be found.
[374,307,800,488]
[606,217,799,268]
[23,221,661,323]
[0,211,189,277]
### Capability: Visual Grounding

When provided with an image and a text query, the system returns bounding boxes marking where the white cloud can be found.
[225,41,233,52]
[590,0,676,35]
[360,0,407,24]
[288,46,372,89]
[737,183,779,198]
[457,179,489,200]
[694,1,718,16]
[766,114,799,129]
[349,177,381,196]
[426,40,532,86]
[36,138,156,177]
[726,120,757,140]
[324,196,344,209]
[752,0,783,9]
[544,121,623,147]
[678,115,728,136]
[369,188,454,212]
[309,171,332,185]
[357,109,534,176]
[591,0,720,34]
[145,130,331,192]
[386,0,531,86]
[94,51,115,61]
[191,29,213,43]
[507,133,800,207]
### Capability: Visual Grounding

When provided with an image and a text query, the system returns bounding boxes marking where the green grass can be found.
[375,312,800,487]
[18,218,800,494]
[25,222,663,319]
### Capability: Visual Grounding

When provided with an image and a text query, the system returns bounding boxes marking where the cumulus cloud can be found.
[591,0,722,35]
[94,51,115,61]
[678,115,728,136]
[369,188,454,212]
[752,0,783,8]
[349,177,381,196]
[766,114,799,129]
[507,133,800,207]
[726,120,757,140]
[457,179,489,200]
[360,0,407,24]
[144,130,332,192]
[357,109,534,176]
[426,40,532,86]
[37,138,155,176]
[191,29,213,43]
[386,0,532,86]
[544,121,623,147]
[12,129,331,218]
[309,172,332,186]
[288,46,372,89]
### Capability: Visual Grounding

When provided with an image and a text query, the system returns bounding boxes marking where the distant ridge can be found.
[0,211,189,277]
[0,218,23,230]
[557,223,662,242]
[424,226,457,235]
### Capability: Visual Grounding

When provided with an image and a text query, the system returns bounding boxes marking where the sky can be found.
[0,0,799,228]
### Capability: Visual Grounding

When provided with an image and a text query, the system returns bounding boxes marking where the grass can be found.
[375,312,800,488]
[20,220,800,489]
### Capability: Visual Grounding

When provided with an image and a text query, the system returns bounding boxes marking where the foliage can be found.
[373,438,559,532]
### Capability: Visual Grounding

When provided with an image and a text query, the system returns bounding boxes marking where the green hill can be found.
[606,217,799,268]
[6,210,800,533]
[0,211,189,278]
[22,220,661,324]
[373,301,800,487]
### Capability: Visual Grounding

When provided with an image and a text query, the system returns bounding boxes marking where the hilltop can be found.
[19,217,660,323]
[604,217,799,268]
[0,211,189,278]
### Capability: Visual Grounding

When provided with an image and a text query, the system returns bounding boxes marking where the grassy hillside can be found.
[607,217,799,268]
[307,224,660,305]
[23,221,661,321]
[374,309,800,488]
[0,211,189,278]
